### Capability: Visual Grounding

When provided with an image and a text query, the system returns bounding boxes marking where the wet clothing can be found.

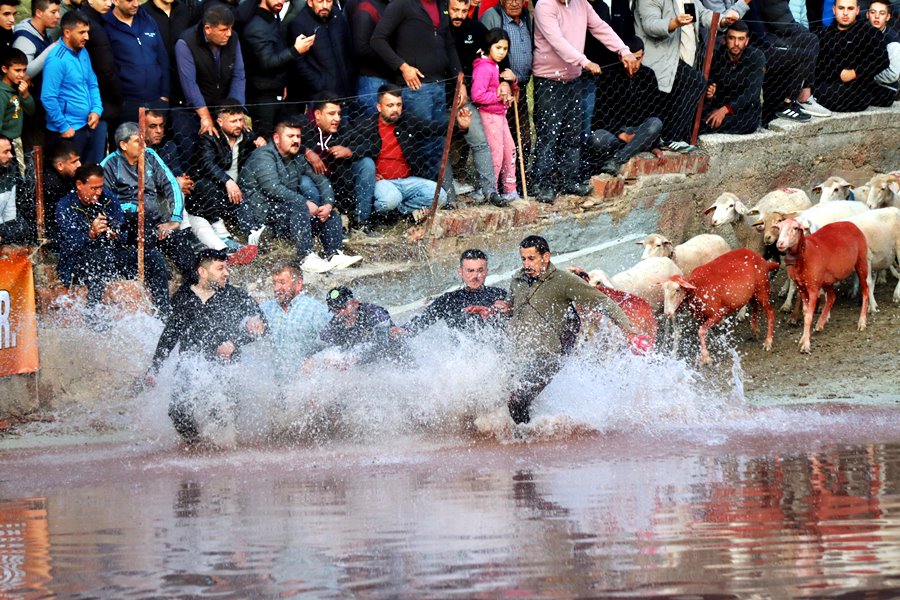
[150,282,265,371]
[261,293,332,375]
[404,285,507,334]
[320,301,406,364]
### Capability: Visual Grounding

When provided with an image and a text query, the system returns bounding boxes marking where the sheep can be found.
[864,173,900,209]
[704,188,812,254]
[775,219,869,354]
[840,207,900,309]
[638,233,731,276]
[661,249,778,365]
[586,257,682,312]
[812,176,856,203]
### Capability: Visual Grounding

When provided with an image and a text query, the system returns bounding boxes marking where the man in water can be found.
[319,286,408,366]
[401,248,508,335]
[260,260,332,377]
[472,235,637,425]
[144,248,266,442]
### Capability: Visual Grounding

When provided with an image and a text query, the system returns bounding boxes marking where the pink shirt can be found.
[533,0,629,81]
[471,57,515,114]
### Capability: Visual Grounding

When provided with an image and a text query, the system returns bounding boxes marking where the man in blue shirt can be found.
[41,12,104,162]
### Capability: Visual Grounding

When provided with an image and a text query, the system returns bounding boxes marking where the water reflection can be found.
[4,432,900,598]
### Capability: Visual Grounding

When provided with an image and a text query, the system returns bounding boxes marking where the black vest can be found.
[181,23,239,108]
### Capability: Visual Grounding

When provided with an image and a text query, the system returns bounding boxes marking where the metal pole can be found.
[512,96,528,201]
[33,146,45,243]
[691,11,721,146]
[137,107,146,285]
[425,73,465,233]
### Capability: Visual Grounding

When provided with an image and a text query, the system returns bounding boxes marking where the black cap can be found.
[326,286,354,310]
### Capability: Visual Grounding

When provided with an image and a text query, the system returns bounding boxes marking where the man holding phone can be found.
[287,0,356,104]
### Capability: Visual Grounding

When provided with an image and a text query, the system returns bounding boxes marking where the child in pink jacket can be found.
[471,28,519,202]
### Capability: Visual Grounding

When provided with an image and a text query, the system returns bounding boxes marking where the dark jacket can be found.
[370,0,462,83]
[348,0,393,79]
[193,125,260,184]
[179,22,242,108]
[816,20,889,110]
[353,112,448,179]
[288,4,356,100]
[151,282,265,371]
[298,118,364,178]
[586,0,634,68]
[450,18,488,80]
[55,189,126,282]
[708,44,766,115]
[42,166,75,245]
[239,142,336,208]
[405,285,507,334]
[145,0,202,104]
[103,7,171,102]
[240,7,300,96]
[593,63,661,133]
[319,301,408,364]
[79,4,124,120]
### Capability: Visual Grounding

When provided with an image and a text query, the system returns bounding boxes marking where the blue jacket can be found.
[55,189,126,283]
[103,7,170,102]
[101,148,184,225]
[40,43,103,133]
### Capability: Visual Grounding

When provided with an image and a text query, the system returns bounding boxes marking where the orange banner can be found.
[0,247,39,376]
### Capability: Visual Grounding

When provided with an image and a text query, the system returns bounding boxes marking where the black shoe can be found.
[599,160,621,176]
[775,102,812,122]
[561,182,593,196]
[534,187,556,203]
[487,192,509,207]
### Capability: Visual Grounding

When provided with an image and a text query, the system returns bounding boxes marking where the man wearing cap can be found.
[145,248,267,443]
[319,286,407,365]
[260,260,332,376]
[401,248,508,335]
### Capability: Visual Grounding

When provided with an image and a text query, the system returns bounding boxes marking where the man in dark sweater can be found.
[287,0,356,103]
[348,0,393,113]
[402,248,507,335]
[815,0,890,111]
[702,21,766,134]
[145,248,266,443]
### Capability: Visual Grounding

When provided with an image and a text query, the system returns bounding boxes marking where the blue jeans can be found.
[357,75,390,115]
[350,157,376,224]
[374,177,447,215]
[461,102,497,195]
[402,83,446,178]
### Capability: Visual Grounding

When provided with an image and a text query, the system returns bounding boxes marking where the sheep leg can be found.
[789,287,803,325]
[755,283,775,352]
[749,300,760,339]
[697,317,717,365]
[799,287,817,354]
[857,252,869,331]
[891,250,900,303]
[816,285,836,332]
[780,280,797,313]
[865,257,878,314]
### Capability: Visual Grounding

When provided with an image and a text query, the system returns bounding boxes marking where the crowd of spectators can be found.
[0,0,896,316]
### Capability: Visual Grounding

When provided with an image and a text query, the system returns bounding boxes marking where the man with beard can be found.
[41,140,81,245]
[702,21,766,134]
[260,260,331,375]
[145,248,267,443]
[287,0,355,103]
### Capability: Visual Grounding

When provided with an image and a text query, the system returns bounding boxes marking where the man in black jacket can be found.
[78,0,121,157]
[702,21,766,134]
[41,140,81,245]
[347,0,393,113]
[287,0,356,103]
[145,248,266,443]
[589,37,663,176]
[240,0,315,137]
[815,0,890,111]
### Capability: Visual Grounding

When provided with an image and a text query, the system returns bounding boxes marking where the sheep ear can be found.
[782,211,799,219]
[663,240,673,247]
[889,181,900,194]
[734,200,749,215]
[675,276,696,290]
[703,204,716,215]
[812,185,822,194]
[751,218,764,228]
[746,208,760,217]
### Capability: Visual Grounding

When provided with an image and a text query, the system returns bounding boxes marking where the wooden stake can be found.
[691,11,721,146]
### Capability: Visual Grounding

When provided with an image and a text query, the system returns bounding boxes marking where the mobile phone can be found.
[684,3,696,19]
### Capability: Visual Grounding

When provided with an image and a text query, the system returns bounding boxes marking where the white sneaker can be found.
[798,96,832,117]
[301,252,334,274]
[453,179,475,195]
[247,225,266,247]
[327,251,362,270]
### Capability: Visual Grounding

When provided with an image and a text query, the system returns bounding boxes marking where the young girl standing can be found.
[471,28,519,202]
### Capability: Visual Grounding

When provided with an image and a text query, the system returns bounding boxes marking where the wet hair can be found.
[377,83,404,101]
[481,28,510,54]
[74,163,104,183]
[197,248,228,270]
[273,119,305,135]
[312,92,341,112]
[271,260,304,280]
[459,248,488,264]
[32,0,60,16]
[0,47,27,69]
[215,97,247,118]
[60,10,89,31]
[726,20,749,34]
[625,36,644,54]
[48,140,79,165]
[203,4,235,27]
[520,235,550,254]
[115,122,140,147]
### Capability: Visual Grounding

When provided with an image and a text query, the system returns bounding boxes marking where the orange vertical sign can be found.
[0,247,39,376]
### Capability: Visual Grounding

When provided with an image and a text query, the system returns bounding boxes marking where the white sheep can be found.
[812,176,856,203]
[864,173,900,209]
[639,233,731,276]
[588,257,683,312]
[704,188,811,253]
[840,207,900,310]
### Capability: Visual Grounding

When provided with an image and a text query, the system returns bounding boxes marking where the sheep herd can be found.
[579,171,900,363]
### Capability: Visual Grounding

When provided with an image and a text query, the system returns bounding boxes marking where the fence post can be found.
[425,73,465,234]
[137,107,146,285]
[691,11,721,146]
[33,146,44,243]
